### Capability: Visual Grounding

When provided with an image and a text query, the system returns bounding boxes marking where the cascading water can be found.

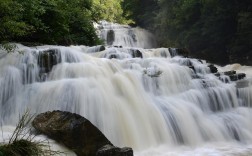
[1,22,252,156]
[95,21,157,48]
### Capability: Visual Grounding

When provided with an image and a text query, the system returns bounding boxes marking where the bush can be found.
[0,110,62,156]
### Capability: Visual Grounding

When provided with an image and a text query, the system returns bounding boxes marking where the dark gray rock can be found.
[96,144,133,156]
[107,30,115,46]
[169,48,190,57]
[208,64,218,73]
[32,111,113,156]
[223,70,236,76]
[188,66,195,72]
[229,73,246,81]
[214,71,246,82]
[113,45,123,48]
[130,49,142,58]
[38,49,61,75]
[108,54,118,59]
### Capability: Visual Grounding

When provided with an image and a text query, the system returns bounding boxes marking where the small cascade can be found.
[0,23,252,156]
[96,21,157,48]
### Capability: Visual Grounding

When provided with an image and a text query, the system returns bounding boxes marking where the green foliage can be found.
[230,11,252,63]
[121,0,159,28]
[0,43,17,53]
[92,0,131,24]
[121,0,251,64]
[152,0,252,64]
[0,0,33,40]
[0,0,100,46]
[0,110,62,156]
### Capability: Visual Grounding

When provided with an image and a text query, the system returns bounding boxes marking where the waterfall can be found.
[1,24,252,156]
[95,21,157,48]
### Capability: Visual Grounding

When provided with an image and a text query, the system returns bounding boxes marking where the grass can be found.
[0,110,63,156]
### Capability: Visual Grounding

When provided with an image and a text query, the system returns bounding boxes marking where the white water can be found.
[0,23,252,156]
[96,21,157,48]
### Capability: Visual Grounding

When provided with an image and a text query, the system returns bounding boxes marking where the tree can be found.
[121,0,159,28]
[0,0,100,46]
[152,0,252,64]
[92,0,130,24]
[0,0,36,41]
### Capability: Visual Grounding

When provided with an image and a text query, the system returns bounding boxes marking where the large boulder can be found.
[32,111,124,156]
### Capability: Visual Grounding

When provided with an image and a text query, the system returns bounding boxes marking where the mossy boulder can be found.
[32,111,133,156]
[32,111,112,156]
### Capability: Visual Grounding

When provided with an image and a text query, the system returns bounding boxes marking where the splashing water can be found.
[0,24,252,156]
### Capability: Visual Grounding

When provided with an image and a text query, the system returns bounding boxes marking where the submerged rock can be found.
[97,144,133,156]
[108,54,118,59]
[236,79,250,88]
[86,45,106,53]
[32,111,133,156]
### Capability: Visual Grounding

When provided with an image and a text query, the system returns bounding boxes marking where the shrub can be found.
[0,110,62,156]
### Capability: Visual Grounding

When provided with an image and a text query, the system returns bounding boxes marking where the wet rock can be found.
[214,71,246,82]
[143,67,162,77]
[129,29,137,42]
[208,64,218,73]
[130,49,142,58]
[223,70,236,76]
[214,73,221,77]
[87,45,105,53]
[96,144,133,156]
[198,59,203,64]
[113,45,123,48]
[108,54,118,59]
[229,73,246,81]
[188,66,195,72]
[32,111,113,156]
[168,48,177,57]
[215,70,236,79]
[107,30,115,45]
[38,49,61,74]
[169,48,190,57]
